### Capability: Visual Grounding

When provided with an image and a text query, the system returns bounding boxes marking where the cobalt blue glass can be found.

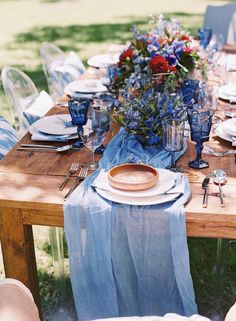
[187,108,213,169]
[181,79,199,106]
[198,27,212,49]
[68,99,89,147]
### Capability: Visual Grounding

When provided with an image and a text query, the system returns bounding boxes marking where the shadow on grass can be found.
[8,12,202,52]
[12,20,146,51]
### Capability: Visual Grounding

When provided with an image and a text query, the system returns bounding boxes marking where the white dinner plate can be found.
[94,169,181,205]
[220,118,236,137]
[221,84,236,97]
[87,54,119,68]
[30,114,77,136]
[96,188,180,206]
[215,121,234,142]
[65,79,107,95]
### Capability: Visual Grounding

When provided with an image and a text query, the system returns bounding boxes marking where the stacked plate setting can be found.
[218,83,236,103]
[87,54,119,68]
[215,118,236,144]
[29,114,78,141]
[64,79,107,99]
[93,166,183,206]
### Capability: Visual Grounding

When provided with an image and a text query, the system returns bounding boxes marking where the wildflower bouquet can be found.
[112,15,207,145]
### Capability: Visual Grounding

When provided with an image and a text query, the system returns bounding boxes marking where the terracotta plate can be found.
[108,163,159,191]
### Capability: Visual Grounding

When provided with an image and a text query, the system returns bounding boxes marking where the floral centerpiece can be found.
[111,15,207,146]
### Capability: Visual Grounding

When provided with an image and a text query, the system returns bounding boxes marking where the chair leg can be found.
[216,238,223,278]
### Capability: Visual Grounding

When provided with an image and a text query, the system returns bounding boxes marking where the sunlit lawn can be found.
[0,0,236,320]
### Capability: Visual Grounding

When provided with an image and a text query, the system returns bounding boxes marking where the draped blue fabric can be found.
[0,116,19,159]
[64,128,197,321]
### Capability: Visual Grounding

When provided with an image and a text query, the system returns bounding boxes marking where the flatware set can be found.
[17,144,80,152]
[202,169,227,208]
[64,166,88,200]
[59,163,79,191]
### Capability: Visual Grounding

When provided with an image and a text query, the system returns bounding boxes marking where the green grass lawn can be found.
[0,0,236,320]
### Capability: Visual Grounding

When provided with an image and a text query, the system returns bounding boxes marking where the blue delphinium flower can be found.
[147,131,161,146]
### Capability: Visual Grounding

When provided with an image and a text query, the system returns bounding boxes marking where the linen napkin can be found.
[49,51,86,81]
[64,128,197,321]
[22,90,54,132]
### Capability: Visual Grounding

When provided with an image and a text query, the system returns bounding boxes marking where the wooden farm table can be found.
[0,103,236,314]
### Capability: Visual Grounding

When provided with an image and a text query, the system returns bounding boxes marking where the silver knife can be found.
[202,176,210,208]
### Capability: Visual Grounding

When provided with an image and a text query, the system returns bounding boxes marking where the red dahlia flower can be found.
[181,35,190,41]
[149,55,177,74]
[118,48,133,67]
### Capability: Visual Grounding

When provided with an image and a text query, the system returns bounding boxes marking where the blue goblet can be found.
[68,99,89,147]
[198,27,212,49]
[187,108,213,169]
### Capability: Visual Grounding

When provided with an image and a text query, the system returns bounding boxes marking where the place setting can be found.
[87,53,120,68]
[214,117,236,147]
[64,78,107,100]
[92,164,185,206]
[218,83,236,103]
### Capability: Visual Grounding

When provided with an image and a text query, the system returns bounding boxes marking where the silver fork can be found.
[64,166,88,200]
[59,163,79,191]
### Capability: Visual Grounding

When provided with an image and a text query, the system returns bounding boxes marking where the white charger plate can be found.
[219,84,236,101]
[94,169,181,205]
[215,121,234,142]
[64,79,107,95]
[87,54,119,68]
[220,118,236,137]
[30,114,77,136]
[96,188,180,206]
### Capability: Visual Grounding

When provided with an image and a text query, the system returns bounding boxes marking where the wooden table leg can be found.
[0,207,41,316]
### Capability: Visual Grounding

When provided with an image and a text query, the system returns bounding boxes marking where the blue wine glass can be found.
[68,99,90,147]
[187,108,213,169]
[198,27,212,49]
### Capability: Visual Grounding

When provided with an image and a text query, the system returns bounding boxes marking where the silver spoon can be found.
[17,145,73,152]
[212,169,227,207]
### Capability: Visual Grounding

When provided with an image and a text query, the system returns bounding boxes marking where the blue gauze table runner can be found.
[64,128,197,321]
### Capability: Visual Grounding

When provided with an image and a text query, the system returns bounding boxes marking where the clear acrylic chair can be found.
[0,115,19,160]
[1,66,65,285]
[204,3,236,44]
[40,42,67,100]
[1,67,39,135]
[40,42,86,101]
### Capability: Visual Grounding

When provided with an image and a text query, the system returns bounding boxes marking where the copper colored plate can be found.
[108,164,159,191]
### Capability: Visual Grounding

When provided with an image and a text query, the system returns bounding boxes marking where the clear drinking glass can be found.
[162,119,185,172]
[79,107,110,170]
